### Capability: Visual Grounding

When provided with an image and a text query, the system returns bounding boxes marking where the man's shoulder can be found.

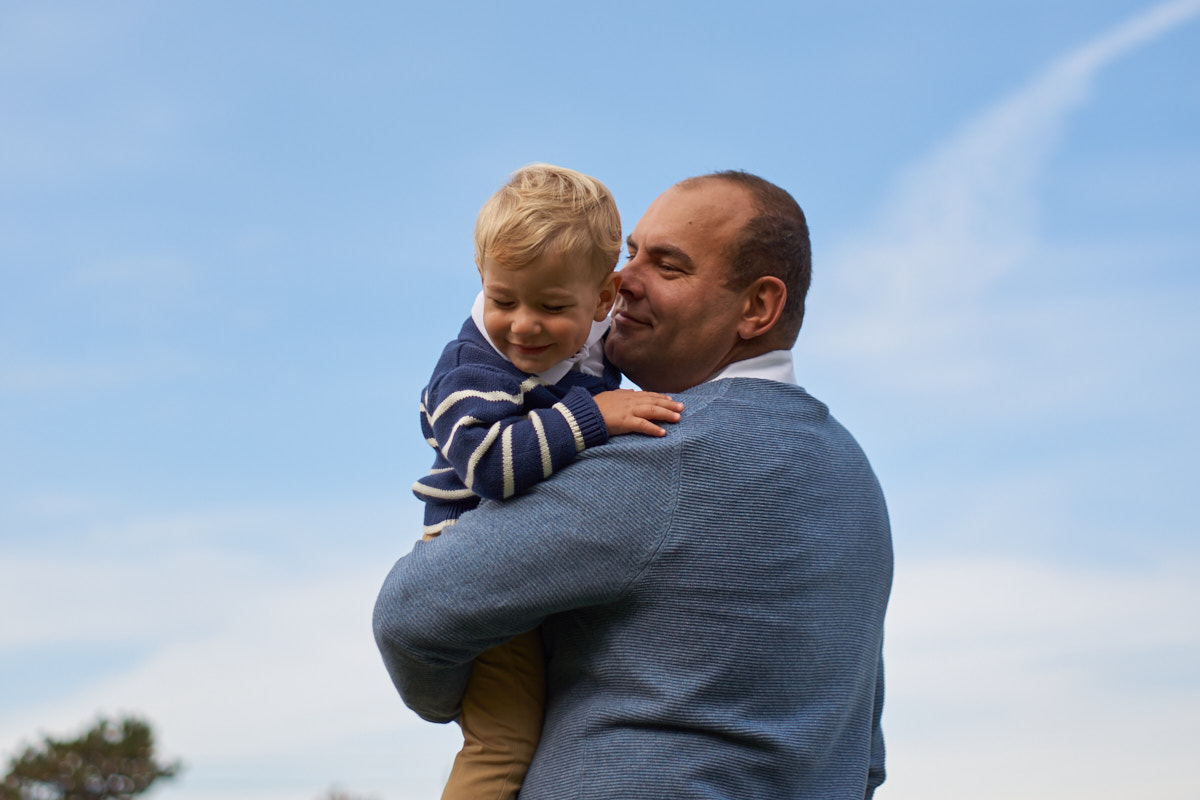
[673,378,873,464]
[677,378,824,420]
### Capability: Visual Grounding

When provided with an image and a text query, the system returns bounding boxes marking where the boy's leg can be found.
[440,629,545,800]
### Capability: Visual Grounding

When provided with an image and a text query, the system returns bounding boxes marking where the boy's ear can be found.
[737,276,786,340]
[594,273,620,321]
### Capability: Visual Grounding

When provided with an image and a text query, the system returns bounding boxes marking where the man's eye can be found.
[543,304,569,313]
[490,299,515,309]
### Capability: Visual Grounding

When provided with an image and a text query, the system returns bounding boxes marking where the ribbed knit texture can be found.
[376,378,893,799]
[413,318,620,532]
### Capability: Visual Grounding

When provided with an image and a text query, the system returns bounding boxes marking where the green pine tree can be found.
[1,716,181,800]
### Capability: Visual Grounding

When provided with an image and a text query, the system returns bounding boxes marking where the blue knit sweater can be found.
[412,317,621,534]
[376,377,893,799]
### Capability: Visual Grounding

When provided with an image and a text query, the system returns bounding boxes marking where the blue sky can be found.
[2,1,1197,798]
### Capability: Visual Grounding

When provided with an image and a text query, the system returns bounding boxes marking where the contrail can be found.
[1056,0,1200,78]
[818,0,1200,360]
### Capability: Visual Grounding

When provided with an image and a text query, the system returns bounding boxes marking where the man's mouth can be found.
[612,309,650,327]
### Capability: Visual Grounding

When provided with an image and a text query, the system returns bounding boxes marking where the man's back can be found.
[522,378,891,798]
[375,377,891,799]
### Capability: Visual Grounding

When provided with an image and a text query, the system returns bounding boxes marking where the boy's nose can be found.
[511,310,541,334]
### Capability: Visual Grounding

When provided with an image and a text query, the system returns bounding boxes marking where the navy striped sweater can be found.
[413,317,621,536]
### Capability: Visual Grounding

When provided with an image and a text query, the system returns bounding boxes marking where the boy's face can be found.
[479,252,618,375]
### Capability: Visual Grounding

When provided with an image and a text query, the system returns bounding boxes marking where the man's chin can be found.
[604,337,644,383]
[603,332,628,368]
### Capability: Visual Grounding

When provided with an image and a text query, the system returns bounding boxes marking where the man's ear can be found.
[737,276,787,340]
[594,273,620,321]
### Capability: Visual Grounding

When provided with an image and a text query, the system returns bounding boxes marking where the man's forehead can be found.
[633,181,752,243]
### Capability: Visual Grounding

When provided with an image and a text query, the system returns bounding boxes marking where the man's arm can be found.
[865,649,887,798]
[375,434,677,722]
[369,585,473,723]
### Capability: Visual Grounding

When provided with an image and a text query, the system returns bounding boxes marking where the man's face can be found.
[605,182,756,392]
[479,252,616,375]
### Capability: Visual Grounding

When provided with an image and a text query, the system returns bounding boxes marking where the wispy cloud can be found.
[0,253,198,394]
[0,6,121,73]
[0,362,145,393]
[800,5,1200,795]
[69,253,194,289]
[0,6,185,185]
[793,6,1200,797]
[810,0,1200,378]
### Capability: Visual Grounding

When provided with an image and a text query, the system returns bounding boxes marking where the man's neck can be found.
[706,349,797,385]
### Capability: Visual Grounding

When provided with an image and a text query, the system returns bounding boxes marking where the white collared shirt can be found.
[706,349,797,386]
[470,291,610,384]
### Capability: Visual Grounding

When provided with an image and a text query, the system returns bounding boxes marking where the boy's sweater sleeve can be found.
[420,361,609,501]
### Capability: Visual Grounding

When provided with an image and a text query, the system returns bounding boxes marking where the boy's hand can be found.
[594,390,684,437]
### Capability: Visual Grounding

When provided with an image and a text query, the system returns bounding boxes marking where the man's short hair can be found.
[681,171,812,342]
[474,163,622,280]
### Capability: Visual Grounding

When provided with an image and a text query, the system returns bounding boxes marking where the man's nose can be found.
[617,260,644,297]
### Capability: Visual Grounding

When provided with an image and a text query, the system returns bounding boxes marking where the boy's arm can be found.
[421,363,609,501]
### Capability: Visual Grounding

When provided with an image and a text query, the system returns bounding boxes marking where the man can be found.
[374,171,893,799]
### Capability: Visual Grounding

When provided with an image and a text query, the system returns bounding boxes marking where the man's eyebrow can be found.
[646,243,693,268]
[626,236,693,268]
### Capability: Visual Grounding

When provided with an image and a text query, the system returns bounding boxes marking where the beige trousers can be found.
[440,629,546,800]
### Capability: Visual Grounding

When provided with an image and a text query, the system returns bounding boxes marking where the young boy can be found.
[412,164,682,800]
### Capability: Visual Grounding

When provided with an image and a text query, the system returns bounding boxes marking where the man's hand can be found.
[594,390,684,437]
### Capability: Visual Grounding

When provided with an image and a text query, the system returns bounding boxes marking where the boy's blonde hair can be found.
[474,163,622,280]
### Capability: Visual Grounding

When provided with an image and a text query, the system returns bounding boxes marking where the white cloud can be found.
[890,555,1199,662]
[0,498,466,800]
[0,566,393,750]
[0,504,413,648]
[883,553,1200,799]
[10,545,1194,800]
[0,548,258,649]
